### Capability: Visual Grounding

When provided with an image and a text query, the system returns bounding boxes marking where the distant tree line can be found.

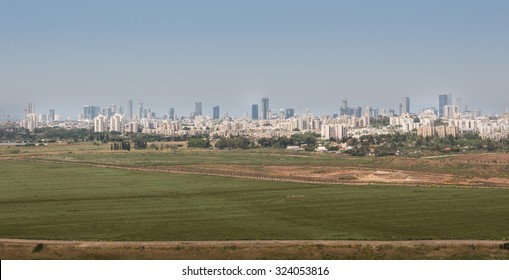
[4,125,509,155]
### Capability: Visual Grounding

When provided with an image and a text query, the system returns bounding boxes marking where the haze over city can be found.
[1,0,509,118]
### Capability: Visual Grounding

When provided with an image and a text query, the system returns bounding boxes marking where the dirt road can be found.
[0,238,504,247]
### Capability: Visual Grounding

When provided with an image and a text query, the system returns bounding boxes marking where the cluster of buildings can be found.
[18,95,509,141]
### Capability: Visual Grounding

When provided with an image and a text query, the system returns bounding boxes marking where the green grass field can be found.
[3,143,507,179]
[1,160,508,241]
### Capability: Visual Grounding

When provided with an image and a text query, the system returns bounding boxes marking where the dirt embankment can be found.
[1,239,508,260]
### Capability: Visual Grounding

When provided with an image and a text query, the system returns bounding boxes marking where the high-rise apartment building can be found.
[213,106,220,119]
[22,102,38,132]
[93,114,108,132]
[109,114,125,133]
[252,104,259,120]
[400,97,410,115]
[24,113,38,132]
[261,97,269,120]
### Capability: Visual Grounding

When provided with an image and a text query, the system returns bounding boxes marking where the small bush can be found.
[338,175,358,181]
[7,148,20,154]
[32,243,45,253]
[500,242,509,250]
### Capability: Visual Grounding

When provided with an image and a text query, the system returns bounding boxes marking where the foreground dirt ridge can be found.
[0,238,505,246]
[3,156,509,189]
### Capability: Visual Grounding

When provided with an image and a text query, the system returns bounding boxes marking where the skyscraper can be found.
[25,102,35,115]
[48,109,55,122]
[83,105,100,119]
[169,108,175,120]
[285,108,294,119]
[340,99,348,115]
[195,102,202,116]
[106,104,116,117]
[90,106,100,119]
[261,97,269,120]
[213,106,220,119]
[139,102,144,119]
[23,102,37,132]
[439,94,452,117]
[455,97,462,113]
[83,105,90,119]
[252,104,259,120]
[127,99,133,119]
[400,97,410,115]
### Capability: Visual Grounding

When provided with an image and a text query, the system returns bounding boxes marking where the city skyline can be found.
[5,93,499,122]
[2,1,509,118]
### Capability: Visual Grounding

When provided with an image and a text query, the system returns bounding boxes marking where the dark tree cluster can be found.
[134,140,148,149]
[110,141,131,151]
[215,136,253,150]
[187,137,211,148]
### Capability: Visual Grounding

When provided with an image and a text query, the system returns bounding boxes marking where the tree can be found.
[188,138,211,148]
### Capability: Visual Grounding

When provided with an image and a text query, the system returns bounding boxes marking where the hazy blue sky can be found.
[1,0,509,118]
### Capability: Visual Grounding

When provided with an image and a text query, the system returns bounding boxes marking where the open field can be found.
[2,239,509,260]
[2,143,509,259]
[2,143,509,187]
[1,160,509,241]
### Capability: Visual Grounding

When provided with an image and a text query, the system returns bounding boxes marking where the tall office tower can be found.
[252,104,259,120]
[340,99,348,115]
[83,105,90,119]
[48,109,55,122]
[213,106,220,119]
[127,99,133,119]
[118,106,124,115]
[138,103,144,119]
[439,94,452,117]
[363,106,372,117]
[285,108,294,119]
[400,97,410,115]
[169,108,175,120]
[372,108,379,118]
[195,102,202,116]
[355,106,362,118]
[90,106,100,119]
[261,97,269,120]
[455,97,462,113]
[106,105,116,117]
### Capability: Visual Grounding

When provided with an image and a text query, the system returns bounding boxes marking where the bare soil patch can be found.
[1,239,508,260]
